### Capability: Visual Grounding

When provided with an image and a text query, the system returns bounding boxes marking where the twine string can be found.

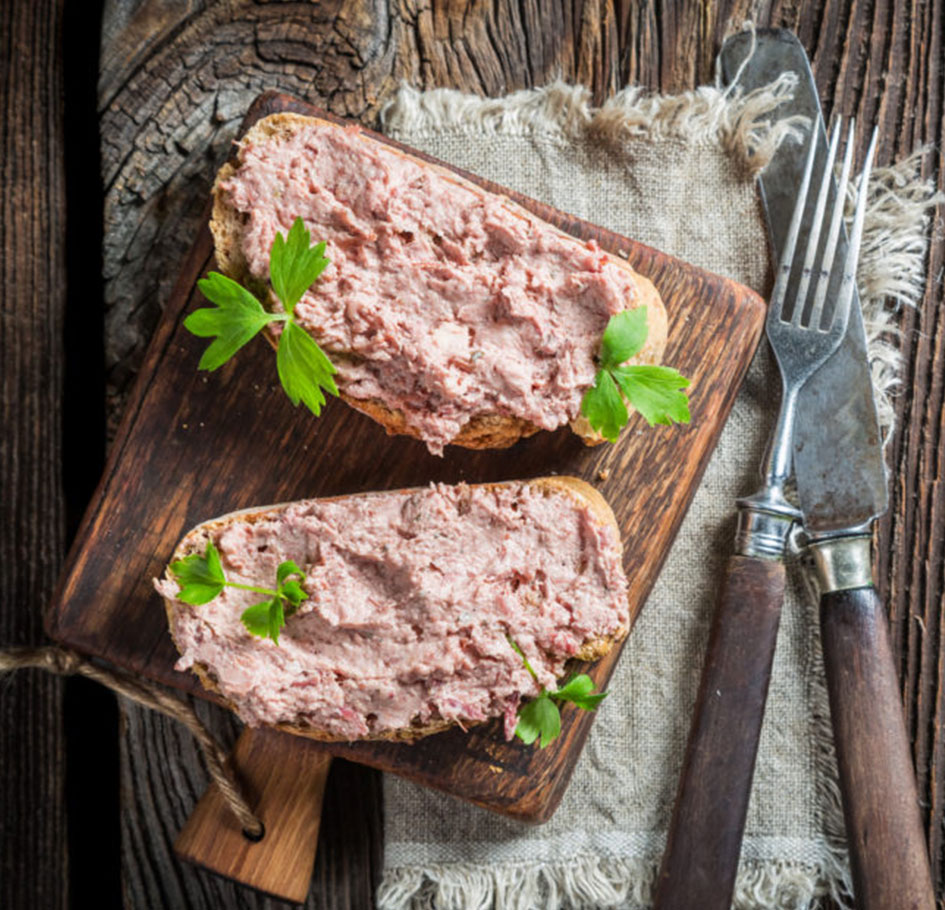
[0,646,263,836]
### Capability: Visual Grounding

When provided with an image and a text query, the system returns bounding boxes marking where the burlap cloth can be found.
[373,68,940,910]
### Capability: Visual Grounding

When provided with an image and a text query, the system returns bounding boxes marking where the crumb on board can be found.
[597,469,610,481]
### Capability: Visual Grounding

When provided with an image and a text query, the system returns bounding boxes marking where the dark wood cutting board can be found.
[47,91,765,824]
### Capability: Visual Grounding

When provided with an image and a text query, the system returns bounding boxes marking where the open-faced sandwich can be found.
[154,478,629,744]
[203,112,674,455]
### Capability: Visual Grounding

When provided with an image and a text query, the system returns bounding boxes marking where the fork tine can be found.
[769,124,819,324]
[809,119,857,331]
[791,120,842,327]
[830,126,878,336]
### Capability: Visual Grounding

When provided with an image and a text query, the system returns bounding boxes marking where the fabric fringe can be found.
[378,857,654,910]
[590,74,806,177]
[378,854,856,910]
[853,152,944,436]
[381,75,806,177]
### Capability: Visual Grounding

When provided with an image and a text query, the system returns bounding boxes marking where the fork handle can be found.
[820,585,934,909]
[654,555,785,909]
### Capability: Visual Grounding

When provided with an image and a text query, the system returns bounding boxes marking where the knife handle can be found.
[654,555,785,910]
[820,585,934,910]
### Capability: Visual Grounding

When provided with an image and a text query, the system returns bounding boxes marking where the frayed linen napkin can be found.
[374,70,940,910]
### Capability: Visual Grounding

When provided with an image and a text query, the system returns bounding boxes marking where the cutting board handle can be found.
[820,585,934,909]
[175,726,331,903]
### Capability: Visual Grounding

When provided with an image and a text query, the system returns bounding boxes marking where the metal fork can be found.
[655,120,877,910]
[742,118,879,548]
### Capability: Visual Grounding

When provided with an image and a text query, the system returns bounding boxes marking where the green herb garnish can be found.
[185,217,338,416]
[170,541,306,645]
[509,637,609,748]
[580,307,691,442]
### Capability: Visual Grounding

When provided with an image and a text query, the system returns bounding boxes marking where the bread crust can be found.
[161,477,628,742]
[210,112,668,450]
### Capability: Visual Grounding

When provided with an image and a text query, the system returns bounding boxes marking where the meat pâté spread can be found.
[219,118,657,454]
[156,482,629,740]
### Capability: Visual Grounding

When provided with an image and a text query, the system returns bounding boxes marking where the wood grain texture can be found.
[654,555,786,910]
[120,698,381,910]
[74,1,945,907]
[820,586,935,909]
[0,1,69,908]
[47,92,766,826]
[176,728,332,903]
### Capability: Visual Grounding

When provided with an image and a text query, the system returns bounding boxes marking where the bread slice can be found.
[157,477,629,743]
[210,112,668,450]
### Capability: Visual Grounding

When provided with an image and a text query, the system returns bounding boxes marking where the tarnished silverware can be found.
[655,119,877,910]
[721,30,935,909]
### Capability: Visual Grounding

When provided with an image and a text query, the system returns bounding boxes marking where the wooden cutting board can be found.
[47,92,764,834]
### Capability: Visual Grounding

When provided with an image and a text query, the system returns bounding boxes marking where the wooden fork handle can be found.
[820,585,934,910]
[654,555,785,909]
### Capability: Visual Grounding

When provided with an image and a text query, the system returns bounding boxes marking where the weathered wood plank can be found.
[175,728,332,903]
[86,1,945,907]
[120,699,382,909]
[0,0,68,907]
[785,0,945,891]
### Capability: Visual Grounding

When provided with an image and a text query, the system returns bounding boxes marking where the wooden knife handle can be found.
[654,555,785,909]
[820,586,934,910]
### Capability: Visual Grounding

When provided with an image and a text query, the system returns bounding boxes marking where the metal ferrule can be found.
[805,532,874,592]
[734,487,801,559]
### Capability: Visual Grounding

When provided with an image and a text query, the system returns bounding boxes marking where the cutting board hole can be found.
[242,823,266,843]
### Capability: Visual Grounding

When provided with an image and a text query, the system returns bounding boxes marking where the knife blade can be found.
[720,29,887,532]
[721,30,935,910]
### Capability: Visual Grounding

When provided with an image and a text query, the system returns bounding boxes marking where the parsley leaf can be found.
[237,559,308,645]
[279,579,306,609]
[581,369,628,443]
[270,218,330,315]
[277,560,304,585]
[599,307,649,368]
[239,596,288,645]
[169,544,308,646]
[508,638,609,749]
[276,561,307,610]
[580,305,691,441]
[517,695,561,748]
[239,599,277,640]
[169,540,226,605]
[277,321,338,415]
[185,217,338,417]
[612,364,691,427]
[268,598,286,644]
[187,274,278,371]
[553,673,609,710]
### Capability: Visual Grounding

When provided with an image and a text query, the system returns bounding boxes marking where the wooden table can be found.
[2,1,943,907]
